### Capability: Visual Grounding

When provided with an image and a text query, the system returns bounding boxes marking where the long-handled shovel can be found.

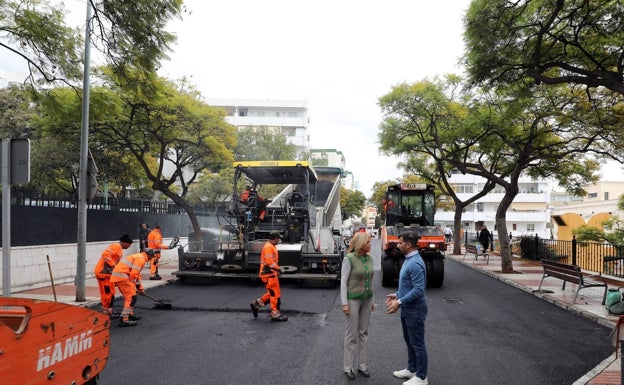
[46,255,57,302]
[140,292,173,310]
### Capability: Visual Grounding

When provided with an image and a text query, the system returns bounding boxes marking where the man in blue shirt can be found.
[386,231,428,385]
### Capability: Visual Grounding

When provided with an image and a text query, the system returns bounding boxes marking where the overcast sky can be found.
[156,0,473,196]
[0,0,471,197]
[3,1,620,196]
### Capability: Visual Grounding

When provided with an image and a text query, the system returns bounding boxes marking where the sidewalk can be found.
[11,259,178,308]
[6,251,622,384]
[447,251,621,385]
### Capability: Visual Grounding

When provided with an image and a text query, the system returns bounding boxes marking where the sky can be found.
[153,0,473,197]
[2,0,621,196]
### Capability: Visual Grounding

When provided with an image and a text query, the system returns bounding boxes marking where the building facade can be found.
[551,181,624,240]
[205,98,310,156]
[309,148,346,169]
[434,172,552,239]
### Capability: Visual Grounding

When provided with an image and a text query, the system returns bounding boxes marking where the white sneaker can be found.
[393,368,416,379]
[403,376,428,385]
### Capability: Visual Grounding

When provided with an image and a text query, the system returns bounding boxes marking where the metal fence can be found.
[493,234,624,278]
[10,189,226,216]
[3,190,230,246]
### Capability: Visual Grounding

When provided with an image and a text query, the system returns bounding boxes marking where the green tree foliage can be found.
[233,126,297,161]
[34,71,236,235]
[0,0,182,86]
[340,186,366,221]
[378,75,612,271]
[186,168,234,209]
[378,76,500,256]
[464,0,624,95]
[29,85,149,194]
[0,85,35,138]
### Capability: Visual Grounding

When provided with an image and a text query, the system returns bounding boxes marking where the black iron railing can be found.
[514,235,624,277]
[8,190,227,217]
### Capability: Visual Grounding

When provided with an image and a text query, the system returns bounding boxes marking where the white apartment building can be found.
[310,148,346,169]
[435,172,552,239]
[205,98,310,156]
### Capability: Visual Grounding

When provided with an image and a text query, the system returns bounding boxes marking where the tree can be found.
[464,0,624,95]
[35,72,237,236]
[378,77,501,256]
[0,0,182,86]
[234,126,297,162]
[379,76,612,272]
[30,84,151,195]
[340,186,366,221]
[0,85,35,138]
[186,168,233,209]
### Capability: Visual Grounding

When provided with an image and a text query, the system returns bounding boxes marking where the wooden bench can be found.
[463,244,489,264]
[538,259,608,304]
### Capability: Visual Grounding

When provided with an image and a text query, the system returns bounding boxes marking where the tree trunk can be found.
[453,206,464,255]
[158,188,202,239]
[496,190,518,273]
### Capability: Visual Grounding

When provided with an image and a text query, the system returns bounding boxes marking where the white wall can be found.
[0,238,182,293]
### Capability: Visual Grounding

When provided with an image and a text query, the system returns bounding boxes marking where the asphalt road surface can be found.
[98,240,613,385]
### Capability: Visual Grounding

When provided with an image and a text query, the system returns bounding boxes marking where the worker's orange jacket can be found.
[241,189,264,203]
[148,228,168,254]
[94,242,123,277]
[110,252,148,286]
[259,240,280,277]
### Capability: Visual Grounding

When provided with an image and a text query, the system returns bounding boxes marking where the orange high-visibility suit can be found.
[241,189,267,221]
[258,239,281,315]
[110,252,149,322]
[147,227,168,278]
[94,241,126,315]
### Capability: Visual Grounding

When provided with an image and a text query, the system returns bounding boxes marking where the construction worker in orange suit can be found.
[94,234,133,317]
[110,248,156,327]
[250,230,288,322]
[147,224,168,280]
[240,185,267,221]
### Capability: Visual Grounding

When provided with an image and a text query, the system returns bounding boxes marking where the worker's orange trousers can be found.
[259,275,281,312]
[150,254,161,275]
[96,275,115,312]
[115,280,138,317]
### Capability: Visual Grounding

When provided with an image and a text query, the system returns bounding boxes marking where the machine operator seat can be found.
[289,191,305,208]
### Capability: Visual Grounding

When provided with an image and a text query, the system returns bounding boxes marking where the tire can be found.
[382,257,396,287]
[425,255,445,288]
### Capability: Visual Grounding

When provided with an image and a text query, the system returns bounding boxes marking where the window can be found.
[587,192,598,199]
[476,202,484,212]
[527,224,535,232]
[288,111,297,117]
[454,184,474,194]
[238,108,248,117]
[257,111,265,117]
[605,192,609,200]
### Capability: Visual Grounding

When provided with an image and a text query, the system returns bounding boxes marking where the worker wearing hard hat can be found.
[94,234,133,317]
[250,230,288,322]
[110,249,157,327]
